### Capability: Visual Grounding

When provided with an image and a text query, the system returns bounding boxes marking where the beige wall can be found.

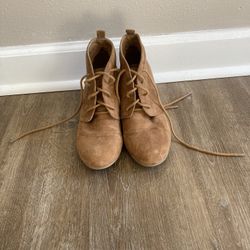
[1,0,250,46]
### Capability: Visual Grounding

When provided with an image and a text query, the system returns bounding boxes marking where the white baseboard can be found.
[1,28,250,96]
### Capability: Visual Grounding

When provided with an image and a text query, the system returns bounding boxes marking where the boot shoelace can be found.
[85,69,117,112]
[12,69,244,157]
[116,69,151,111]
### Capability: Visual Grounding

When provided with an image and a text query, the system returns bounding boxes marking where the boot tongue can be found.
[129,64,142,110]
[123,31,146,111]
[94,67,107,113]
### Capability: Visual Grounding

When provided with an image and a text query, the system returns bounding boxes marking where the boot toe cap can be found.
[77,135,122,170]
[124,130,171,167]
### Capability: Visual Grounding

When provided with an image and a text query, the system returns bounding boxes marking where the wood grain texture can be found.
[0,77,249,250]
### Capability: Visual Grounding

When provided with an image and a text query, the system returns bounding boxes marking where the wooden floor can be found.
[0,76,250,250]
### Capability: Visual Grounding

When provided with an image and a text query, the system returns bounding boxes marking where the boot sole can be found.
[81,146,123,170]
[129,152,169,168]
[86,156,121,170]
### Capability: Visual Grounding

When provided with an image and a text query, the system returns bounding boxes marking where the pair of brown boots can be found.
[77,29,172,169]
[14,30,244,169]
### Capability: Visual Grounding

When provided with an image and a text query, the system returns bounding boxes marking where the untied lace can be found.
[11,69,118,142]
[12,69,245,157]
[115,69,244,157]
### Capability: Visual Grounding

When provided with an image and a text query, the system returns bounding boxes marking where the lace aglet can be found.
[232,153,245,157]
[165,105,179,110]
[215,152,245,157]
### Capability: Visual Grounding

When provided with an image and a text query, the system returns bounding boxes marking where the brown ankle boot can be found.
[76,31,123,170]
[118,30,171,167]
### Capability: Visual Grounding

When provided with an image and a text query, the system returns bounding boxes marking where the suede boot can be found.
[118,30,171,167]
[76,31,123,169]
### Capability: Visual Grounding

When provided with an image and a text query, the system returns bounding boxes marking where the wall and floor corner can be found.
[1,28,250,96]
[1,0,250,96]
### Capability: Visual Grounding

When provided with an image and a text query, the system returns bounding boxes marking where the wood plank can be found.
[0,77,249,250]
